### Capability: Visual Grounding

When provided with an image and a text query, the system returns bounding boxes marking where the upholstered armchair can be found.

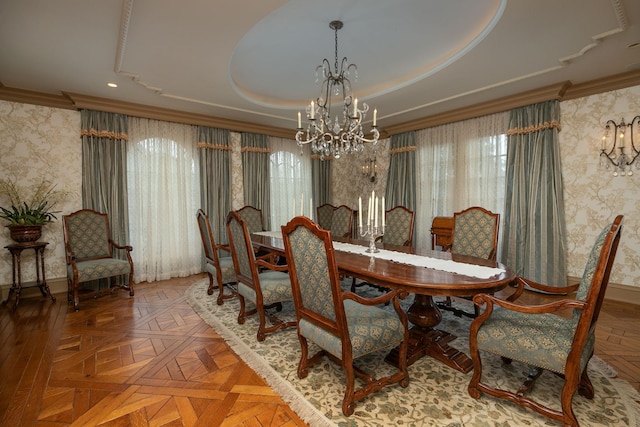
[282,216,409,417]
[330,205,354,238]
[440,206,500,317]
[468,215,623,427]
[62,209,134,311]
[226,210,295,341]
[445,206,499,260]
[379,205,415,247]
[316,203,335,230]
[236,205,265,234]
[196,209,236,305]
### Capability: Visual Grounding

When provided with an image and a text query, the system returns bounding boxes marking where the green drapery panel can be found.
[386,132,417,211]
[80,109,129,247]
[241,133,271,230]
[502,100,567,286]
[198,126,231,251]
[311,155,332,206]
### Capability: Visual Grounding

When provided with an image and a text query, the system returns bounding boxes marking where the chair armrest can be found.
[342,289,408,306]
[109,239,133,252]
[516,276,579,295]
[216,243,231,254]
[473,292,586,317]
[255,259,288,272]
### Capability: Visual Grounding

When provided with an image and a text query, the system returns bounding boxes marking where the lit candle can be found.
[353,98,358,117]
[374,197,379,228]
[310,101,315,119]
[382,196,385,227]
[297,111,301,128]
[358,197,362,228]
[601,135,606,150]
[367,196,372,225]
[619,131,625,148]
[373,109,377,127]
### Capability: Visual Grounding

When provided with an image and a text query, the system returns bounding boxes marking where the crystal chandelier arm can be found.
[627,115,640,166]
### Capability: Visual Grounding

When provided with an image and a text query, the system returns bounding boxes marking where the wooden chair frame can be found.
[282,216,409,416]
[468,215,623,427]
[62,209,134,311]
[226,210,295,341]
[196,209,236,305]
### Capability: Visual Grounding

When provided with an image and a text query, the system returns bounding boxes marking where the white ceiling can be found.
[1,0,639,132]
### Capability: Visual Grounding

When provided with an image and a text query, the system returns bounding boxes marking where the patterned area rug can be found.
[186,280,640,426]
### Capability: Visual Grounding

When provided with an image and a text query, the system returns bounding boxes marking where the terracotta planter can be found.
[6,224,43,243]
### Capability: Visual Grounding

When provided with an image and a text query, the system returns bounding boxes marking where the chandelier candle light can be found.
[600,116,640,176]
[358,191,385,253]
[296,20,379,159]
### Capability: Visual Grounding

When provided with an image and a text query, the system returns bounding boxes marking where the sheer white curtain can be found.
[268,137,312,231]
[415,112,508,250]
[127,117,201,282]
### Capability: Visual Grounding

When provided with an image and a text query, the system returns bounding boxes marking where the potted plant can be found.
[0,178,69,243]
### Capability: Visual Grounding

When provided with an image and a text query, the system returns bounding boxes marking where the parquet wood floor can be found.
[1,273,638,426]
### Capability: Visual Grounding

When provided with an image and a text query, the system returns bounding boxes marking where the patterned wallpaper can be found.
[0,102,82,287]
[560,85,640,285]
[1,85,639,292]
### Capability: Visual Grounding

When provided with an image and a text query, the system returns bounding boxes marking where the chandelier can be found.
[296,20,379,159]
[599,116,640,176]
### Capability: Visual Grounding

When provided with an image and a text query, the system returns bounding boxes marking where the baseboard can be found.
[567,275,640,305]
[1,277,67,301]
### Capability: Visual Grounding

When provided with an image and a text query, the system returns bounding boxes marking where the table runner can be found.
[254,231,504,279]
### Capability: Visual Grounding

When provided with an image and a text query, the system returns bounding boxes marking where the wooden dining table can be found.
[251,232,516,374]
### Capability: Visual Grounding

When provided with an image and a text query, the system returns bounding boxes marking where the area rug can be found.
[186,280,640,426]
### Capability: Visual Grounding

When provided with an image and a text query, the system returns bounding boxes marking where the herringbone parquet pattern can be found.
[1,273,638,426]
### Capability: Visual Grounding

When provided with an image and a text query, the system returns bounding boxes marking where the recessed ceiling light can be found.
[107,82,118,88]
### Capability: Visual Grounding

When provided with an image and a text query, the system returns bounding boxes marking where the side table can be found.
[3,241,56,311]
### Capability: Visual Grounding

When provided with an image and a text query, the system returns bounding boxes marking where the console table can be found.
[3,241,56,311]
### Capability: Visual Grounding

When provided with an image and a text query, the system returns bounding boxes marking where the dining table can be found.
[251,231,516,374]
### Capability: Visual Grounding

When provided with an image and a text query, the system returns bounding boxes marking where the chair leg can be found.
[206,272,215,296]
[341,359,356,416]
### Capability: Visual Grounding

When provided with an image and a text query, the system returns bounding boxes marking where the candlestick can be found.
[374,197,379,228]
[310,101,315,119]
[353,98,358,117]
[358,197,362,228]
[373,108,377,127]
[297,111,301,128]
[367,196,372,225]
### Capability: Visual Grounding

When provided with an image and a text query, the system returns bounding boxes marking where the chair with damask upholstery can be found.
[351,205,414,293]
[440,206,500,317]
[316,203,336,230]
[468,215,623,427]
[62,209,134,311]
[236,205,265,234]
[226,210,295,342]
[330,205,354,238]
[281,216,409,417]
[197,209,236,305]
[380,205,415,247]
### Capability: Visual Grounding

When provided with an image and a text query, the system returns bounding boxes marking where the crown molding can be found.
[2,69,640,139]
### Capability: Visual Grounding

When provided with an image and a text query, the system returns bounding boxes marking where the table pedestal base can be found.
[385,294,473,373]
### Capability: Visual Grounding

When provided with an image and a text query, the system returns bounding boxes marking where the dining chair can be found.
[330,205,354,238]
[226,210,295,341]
[316,203,336,230]
[380,205,415,247]
[281,216,409,417]
[62,209,134,311]
[468,215,623,427]
[236,205,265,234]
[440,206,500,317]
[196,209,237,305]
[351,205,414,293]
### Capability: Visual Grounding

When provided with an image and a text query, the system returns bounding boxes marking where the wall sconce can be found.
[600,116,640,176]
[362,156,377,182]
